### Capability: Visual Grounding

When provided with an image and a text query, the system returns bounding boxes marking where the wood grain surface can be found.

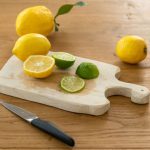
[0,0,150,149]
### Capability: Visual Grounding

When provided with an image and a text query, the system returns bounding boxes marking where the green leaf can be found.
[55,4,74,18]
[54,1,86,32]
[75,1,86,6]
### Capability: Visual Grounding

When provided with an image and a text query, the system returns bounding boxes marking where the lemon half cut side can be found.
[23,55,55,78]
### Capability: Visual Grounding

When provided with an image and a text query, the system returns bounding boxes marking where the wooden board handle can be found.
[105,80,150,104]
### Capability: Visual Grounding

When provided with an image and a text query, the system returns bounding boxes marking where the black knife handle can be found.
[31,118,75,147]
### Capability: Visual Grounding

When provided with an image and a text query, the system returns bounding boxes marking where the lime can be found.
[52,52,76,69]
[76,62,99,79]
[60,76,85,93]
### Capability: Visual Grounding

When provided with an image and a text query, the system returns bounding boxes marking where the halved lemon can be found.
[23,55,55,78]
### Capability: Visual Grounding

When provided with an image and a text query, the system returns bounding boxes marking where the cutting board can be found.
[0,52,149,115]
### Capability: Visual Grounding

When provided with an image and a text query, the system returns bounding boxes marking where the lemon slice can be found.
[23,55,55,78]
[60,76,85,93]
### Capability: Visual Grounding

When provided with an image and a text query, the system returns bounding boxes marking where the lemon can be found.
[23,55,55,78]
[116,35,147,64]
[12,33,51,61]
[76,62,99,79]
[52,52,76,69]
[60,76,85,93]
[16,6,54,36]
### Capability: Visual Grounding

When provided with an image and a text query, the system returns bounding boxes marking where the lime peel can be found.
[52,52,76,69]
[76,62,99,79]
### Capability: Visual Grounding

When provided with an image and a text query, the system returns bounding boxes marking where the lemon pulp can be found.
[23,55,55,78]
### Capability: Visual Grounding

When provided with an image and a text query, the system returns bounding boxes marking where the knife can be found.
[0,100,75,147]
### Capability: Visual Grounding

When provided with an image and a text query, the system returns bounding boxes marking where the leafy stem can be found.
[54,1,86,32]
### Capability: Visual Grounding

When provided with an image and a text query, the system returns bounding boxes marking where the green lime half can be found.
[76,62,99,79]
[52,52,76,69]
[60,76,85,93]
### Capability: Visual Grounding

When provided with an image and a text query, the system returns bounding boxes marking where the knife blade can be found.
[0,100,75,147]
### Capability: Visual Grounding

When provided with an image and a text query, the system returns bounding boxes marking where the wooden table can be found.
[0,0,150,149]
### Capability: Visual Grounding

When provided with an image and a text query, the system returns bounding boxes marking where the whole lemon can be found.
[16,6,54,36]
[12,33,51,61]
[116,35,147,64]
